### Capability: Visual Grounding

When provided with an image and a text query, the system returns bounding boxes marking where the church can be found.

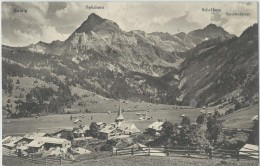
[99,102,141,140]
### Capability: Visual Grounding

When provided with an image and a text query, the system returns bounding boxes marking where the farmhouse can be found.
[96,122,106,129]
[2,136,23,150]
[99,126,119,140]
[147,121,164,136]
[73,125,90,138]
[22,132,49,143]
[27,139,45,153]
[37,127,73,138]
[27,137,71,153]
[2,136,12,144]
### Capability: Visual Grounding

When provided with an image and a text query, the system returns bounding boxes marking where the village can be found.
[2,102,168,160]
[2,101,259,165]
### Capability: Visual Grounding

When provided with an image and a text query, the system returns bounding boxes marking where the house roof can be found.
[17,146,29,150]
[37,127,73,135]
[2,136,12,143]
[252,115,258,121]
[118,122,141,133]
[148,122,164,131]
[27,137,70,148]
[3,136,23,147]
[74,125,90,134]
[239,144,259,159]
[27,140,45,148]
[74,119,82,123]
[96,122,105,125]
[24,132,47,139]
[100,126,116,134]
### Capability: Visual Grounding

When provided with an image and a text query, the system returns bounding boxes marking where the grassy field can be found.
[3,103,258,136]
[2,108,201,136]
[66,156,258,166]
[219,104,258,129]
[3,155,258,166]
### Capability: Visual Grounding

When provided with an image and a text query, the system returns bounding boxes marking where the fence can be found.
[3,148,63,165]
[3,145,258,165]
[3,147,114,165]
[115,145,259,161]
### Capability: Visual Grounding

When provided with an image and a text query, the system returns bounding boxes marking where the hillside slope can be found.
[178,24,258,106]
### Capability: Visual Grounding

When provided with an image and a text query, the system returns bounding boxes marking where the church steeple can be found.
[115,101,124,122]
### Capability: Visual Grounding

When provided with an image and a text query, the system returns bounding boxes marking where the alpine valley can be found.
[2,13,258,117]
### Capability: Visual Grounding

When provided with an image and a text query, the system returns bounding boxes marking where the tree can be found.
[89,122,100,138]
[187,124,209,146]
[234,102,243,111]
[100,144,113,151]
[252,119,259,145]
[16,79,20,84]
[206,115,223,144]
[179,125,190,145]
[196,114,206,125]
[213,110,221,119]
[7,78,13,94]
[161,121,174,138]
[181,116,191,127]
[60,131,74,141]
[148,121,177,146]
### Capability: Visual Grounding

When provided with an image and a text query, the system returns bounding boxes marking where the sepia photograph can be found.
[1,1,259,165]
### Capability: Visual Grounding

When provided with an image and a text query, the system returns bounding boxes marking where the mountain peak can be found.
[87,13,103,21]
[204,23,219,29]
[73,13,120,34]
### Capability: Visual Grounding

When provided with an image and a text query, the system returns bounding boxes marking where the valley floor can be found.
[3,104,258,136]
[3,155,259,166]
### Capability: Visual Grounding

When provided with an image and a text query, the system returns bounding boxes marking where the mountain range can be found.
[2,13,258,114]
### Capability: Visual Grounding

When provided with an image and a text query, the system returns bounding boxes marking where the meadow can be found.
[3,108,200,136]
[66,156,258,166]
[3,104,258,136]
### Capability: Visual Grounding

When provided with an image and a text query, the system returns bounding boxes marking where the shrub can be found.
[100,144,112,151]
[234,102,243,111]
[106,139,117,146]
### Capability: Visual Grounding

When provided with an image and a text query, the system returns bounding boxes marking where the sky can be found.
[2,1,258,47]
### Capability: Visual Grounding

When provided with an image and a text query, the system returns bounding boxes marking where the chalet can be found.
[180,114,186,117]
[37,127,73,138]
[22,132,49,143]
[96,122,106,129]
[43,137,71,150]
[2,136,23,150]
[99,126,118,140]
[73,125,90,138]
[200,110,206,114]
[2,136,12,144]
[27,139,45,153]
[146,121,164,136]
[74,119,82,124]
[27,137,71,153]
